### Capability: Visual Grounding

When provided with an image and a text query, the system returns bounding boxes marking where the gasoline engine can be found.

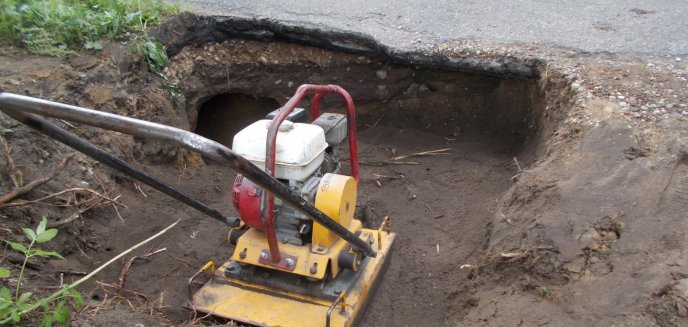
[232,109,350,248]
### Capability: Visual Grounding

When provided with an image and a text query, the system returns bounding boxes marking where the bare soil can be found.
[0,13,687,327]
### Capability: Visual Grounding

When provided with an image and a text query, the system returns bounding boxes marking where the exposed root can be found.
[95,281,152,308]
[93,171,125,222]
[360,148,451,166]
[0,153,74,205]
[363,112,386,128]
[2,185,127,227]
[1,187,126,209]
[0,135,23,187]
[459,245,555,270]
[117,247,167,294]
[389,148,452,161]
[164,251,195,268]
[134,182,148,198]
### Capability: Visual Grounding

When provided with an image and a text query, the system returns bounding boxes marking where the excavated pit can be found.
[0,15,572,325]
[7,13,686,327]
[0,26,576,325]
[161,39,559,326]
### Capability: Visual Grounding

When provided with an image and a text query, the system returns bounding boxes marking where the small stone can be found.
[640,105,648,110]
[649,104,658,109]
[675,279,688,298]
[679,304,688,317]
[608,96,616,101]
[666,103,674,109]
[287,81,294,88]
[571,82,581,90]
[617,95,625,100]
[677,57,682,62]
[375,70,388,80]
[632,112,642,118]
[579,228,602,250]
[4,79,21,86]
[619,101,628,107]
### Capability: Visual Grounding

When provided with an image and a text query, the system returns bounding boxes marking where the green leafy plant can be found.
[0,0,179,55]
[0,217,82,325]
[130,35,170,74]
[0,218,180,325]
[1,0,182,103]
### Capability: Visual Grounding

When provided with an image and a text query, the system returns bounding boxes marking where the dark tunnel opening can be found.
[193,93,280,148]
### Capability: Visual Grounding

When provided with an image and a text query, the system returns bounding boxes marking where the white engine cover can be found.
[232,120,327,181]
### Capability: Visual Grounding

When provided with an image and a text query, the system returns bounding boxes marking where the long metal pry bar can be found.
[0,91,376,258]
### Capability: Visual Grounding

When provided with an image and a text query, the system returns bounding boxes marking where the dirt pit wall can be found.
[166,40,544,154]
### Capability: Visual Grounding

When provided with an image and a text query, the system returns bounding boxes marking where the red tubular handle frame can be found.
[262,84,360,262]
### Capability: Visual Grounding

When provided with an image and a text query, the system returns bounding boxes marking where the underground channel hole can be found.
[194,93,280,148]
[156,39,564,326]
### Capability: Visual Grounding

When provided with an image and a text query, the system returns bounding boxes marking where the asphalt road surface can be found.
[184,0,687,57]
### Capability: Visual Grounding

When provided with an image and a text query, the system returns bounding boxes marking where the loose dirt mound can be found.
[0,14,687,327]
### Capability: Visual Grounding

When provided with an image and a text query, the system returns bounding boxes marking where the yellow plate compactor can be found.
[0,85,395,327]
[188,85,396,327]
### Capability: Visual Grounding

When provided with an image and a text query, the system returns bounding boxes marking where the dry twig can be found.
[0,135,23,187]
[96,281,150,305]
[93,172,125,222]
[372,173,403,180]
[360,160,419,166]
[0,153,74,205]
[510,157,533,180]
[1,185,127,227]
[1,187,126,208]
[164,251,195,268]
[389,148,452,161]
[117,248,167,294]
[360,148,451,166]
[458,245,555,271]
[0,219,181,325]
[363,112,386,128]
[134,182,148,198]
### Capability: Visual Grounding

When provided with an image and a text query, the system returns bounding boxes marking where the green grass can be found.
[0,0,179,56]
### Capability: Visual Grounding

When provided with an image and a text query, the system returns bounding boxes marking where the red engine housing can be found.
[232,174,263,230]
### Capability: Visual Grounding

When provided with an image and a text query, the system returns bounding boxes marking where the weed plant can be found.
[0,0,178,56]
[0,217,82,326]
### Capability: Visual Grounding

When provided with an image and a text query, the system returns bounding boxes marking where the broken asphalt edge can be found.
[157,13,545,80]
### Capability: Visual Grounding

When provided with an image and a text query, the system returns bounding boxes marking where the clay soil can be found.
[1,14,688,327]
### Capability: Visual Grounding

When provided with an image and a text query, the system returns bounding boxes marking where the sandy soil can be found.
[0,13,687,327]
